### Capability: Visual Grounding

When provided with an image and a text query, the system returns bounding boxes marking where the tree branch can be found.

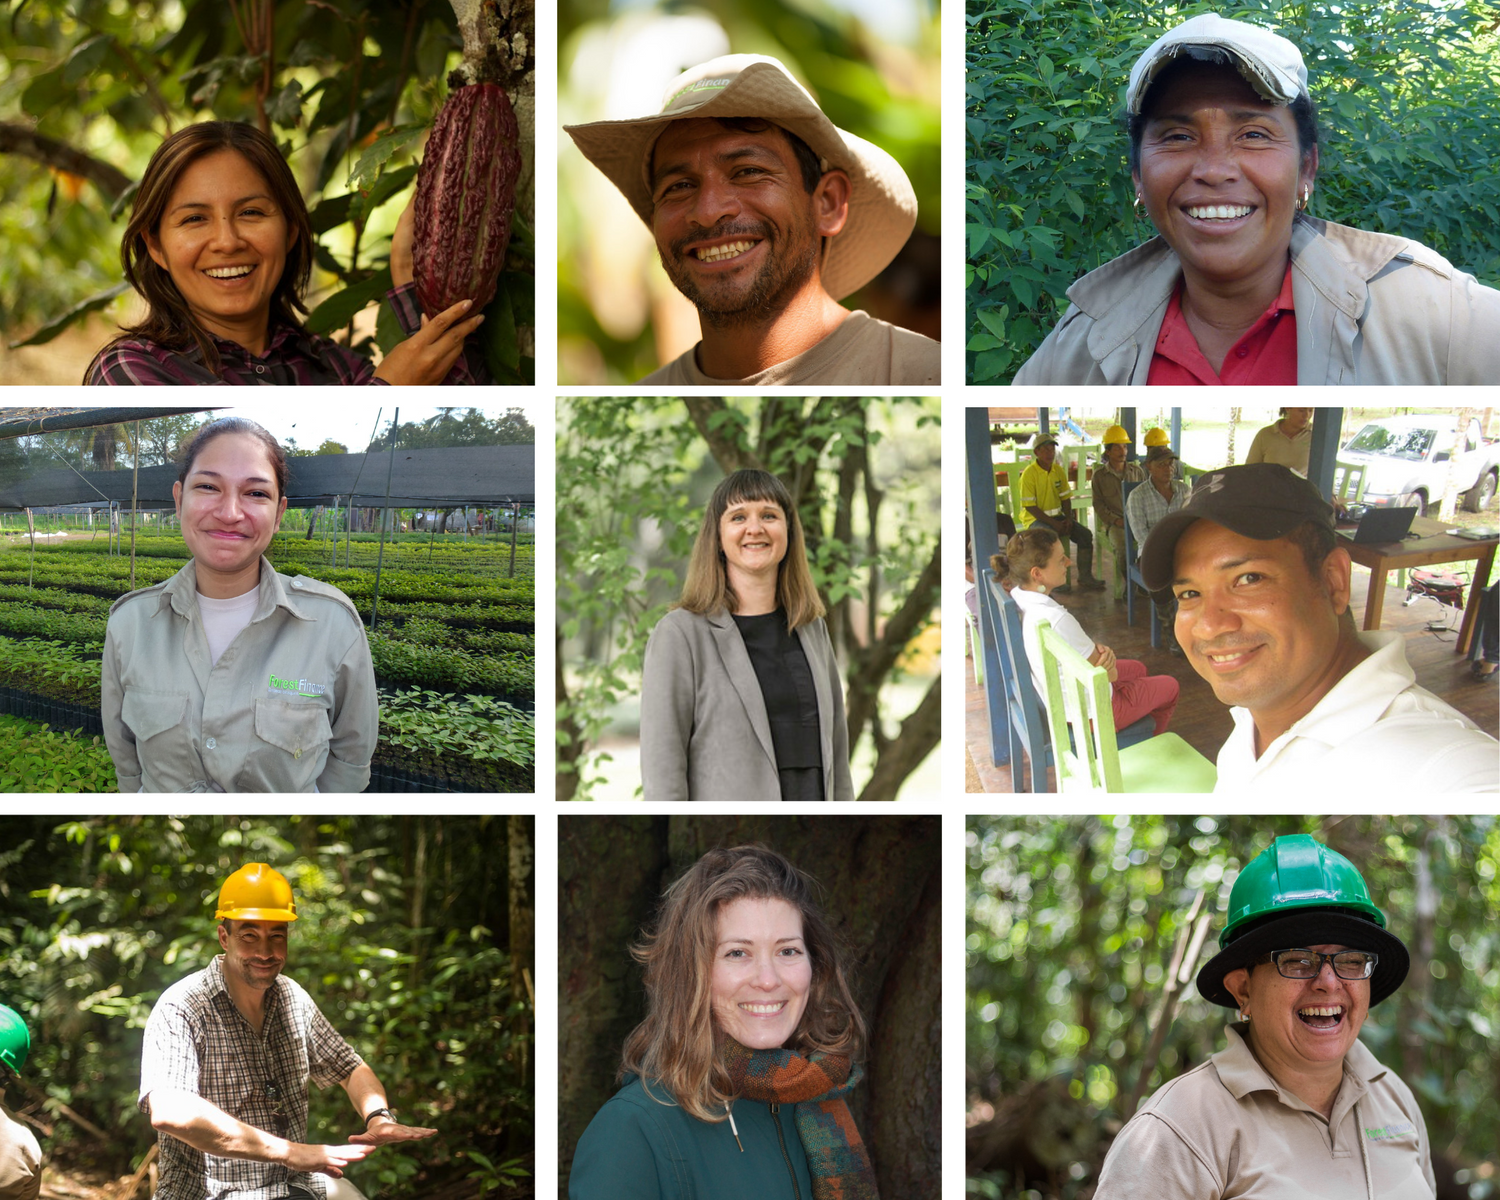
[856,673,940,802]
[0,122,132,201]
[684,397,762,474]
[844,537,941,741]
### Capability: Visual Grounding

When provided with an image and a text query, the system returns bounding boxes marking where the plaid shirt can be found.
[87,284,487,386]
[140,956,363,1200]
[1125,477,1192,549]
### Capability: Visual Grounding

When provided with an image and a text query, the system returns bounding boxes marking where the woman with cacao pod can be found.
[569,846,879,1200]
[85,121,487,385]
[639,470,854,803]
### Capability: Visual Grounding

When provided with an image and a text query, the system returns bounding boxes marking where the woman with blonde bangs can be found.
[569,845,878,1200]
[640,469,853,802]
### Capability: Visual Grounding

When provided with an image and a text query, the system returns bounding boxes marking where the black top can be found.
[731,609,824,802]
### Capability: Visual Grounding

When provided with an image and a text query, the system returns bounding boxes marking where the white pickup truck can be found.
[1339,414,1499,515]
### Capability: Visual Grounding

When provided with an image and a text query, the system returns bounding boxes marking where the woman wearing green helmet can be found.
[1095,834,1432,1199]
[0,1003,42,1200]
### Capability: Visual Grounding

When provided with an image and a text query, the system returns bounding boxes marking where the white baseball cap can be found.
[1127,14,1309,115]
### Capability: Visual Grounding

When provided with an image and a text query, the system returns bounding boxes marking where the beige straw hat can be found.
[564,54,918,301]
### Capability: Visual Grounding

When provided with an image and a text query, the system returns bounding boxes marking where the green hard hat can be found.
[0,1003,29,1074]
[1219,834,1386,947]
[1196,834,1409,1008]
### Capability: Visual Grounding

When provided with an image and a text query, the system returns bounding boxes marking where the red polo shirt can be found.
[1148,263,1297,385]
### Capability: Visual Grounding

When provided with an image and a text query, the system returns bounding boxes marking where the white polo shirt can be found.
[1214,631,1498,793]
[1095,1024,1435,1200]
[1010,586,1095,706]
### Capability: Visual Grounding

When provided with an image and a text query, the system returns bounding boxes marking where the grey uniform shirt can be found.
[102,557,377,793]
[140,956,364,1200]
[1096,1024,1435,1200]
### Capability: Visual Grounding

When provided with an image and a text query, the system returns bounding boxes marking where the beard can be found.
[659,219,821,331]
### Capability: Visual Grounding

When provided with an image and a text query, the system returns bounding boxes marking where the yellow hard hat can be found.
[1102,424,1130,445]
[1143,427,1171,447]
[215,863,298,922]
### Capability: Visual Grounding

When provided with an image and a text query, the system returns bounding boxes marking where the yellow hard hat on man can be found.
[1102,424,1130,445]
[215,863,298,922]
[1143,427,1171,448]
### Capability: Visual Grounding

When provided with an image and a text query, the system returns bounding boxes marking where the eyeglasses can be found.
[264,1079,288,1137]
[1268,949,1378,981]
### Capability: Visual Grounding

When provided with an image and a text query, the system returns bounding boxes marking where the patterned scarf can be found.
[721,1040,880,1200]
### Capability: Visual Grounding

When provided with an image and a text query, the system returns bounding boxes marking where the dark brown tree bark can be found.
[0,122,133,201]
[558,815,941,1196]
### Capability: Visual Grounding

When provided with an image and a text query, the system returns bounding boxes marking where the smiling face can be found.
[709,896,812,1050]
[1135,63,1315,290]
[1172,520,1353,725]
[719,495,789,586]
[649,118,846,324]
[173,433,288,591]
[1224,942,1370,1071]
[218,919,288,992]
[144,149,294,350]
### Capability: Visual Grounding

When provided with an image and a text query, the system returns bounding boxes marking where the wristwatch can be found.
[365,1107,396,1126]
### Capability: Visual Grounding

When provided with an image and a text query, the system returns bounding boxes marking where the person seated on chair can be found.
[1092,424,1145,602]
[1139,463,1498,792]
[1127,443,1190,654]
[992,527,1179,737]
[1018,435,1105,592]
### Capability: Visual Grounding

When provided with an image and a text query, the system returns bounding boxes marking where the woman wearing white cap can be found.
[1014,13,1500,385]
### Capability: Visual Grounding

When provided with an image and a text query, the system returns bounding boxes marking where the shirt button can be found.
[255,364,266,374]
[1237,349,1248,357]
[206,737,217,750]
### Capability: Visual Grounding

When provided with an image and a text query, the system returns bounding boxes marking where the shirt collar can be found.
[1212,1022,1385,1104]
[207,954,284,1023]
[1230,630,1412,754]
[159,557,312,623]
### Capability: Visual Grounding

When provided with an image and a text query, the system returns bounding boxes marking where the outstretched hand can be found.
[284,1141,378,1178]
[374,300,484,386]
[349,1120,439,1146]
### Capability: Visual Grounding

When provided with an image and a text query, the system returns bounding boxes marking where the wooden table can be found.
[1336,516,1497,655]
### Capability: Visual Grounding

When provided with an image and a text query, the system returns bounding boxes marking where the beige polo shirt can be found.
[102,557,378,794]
[641,310,941,385]
[0,1106,42,1200]
[1096,1024,1435,1200]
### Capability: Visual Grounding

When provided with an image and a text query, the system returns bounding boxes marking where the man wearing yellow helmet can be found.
[0,1004,42,1200]
[140,864,436,1200]
[1091,424,1145,601]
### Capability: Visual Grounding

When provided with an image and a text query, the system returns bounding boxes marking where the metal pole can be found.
[369,408,399,632]
[508,502,519,578]
[130,420,140,591]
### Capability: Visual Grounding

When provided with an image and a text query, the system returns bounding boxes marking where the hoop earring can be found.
[1297,185,1311,213]
[1240,1009,1251,1022]
[1133,193,1143,216]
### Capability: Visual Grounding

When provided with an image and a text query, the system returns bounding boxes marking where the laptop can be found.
[1349,505,1418,544]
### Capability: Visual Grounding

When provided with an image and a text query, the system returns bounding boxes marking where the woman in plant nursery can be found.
[84,121,488,385]
[1095,834,1433,1199]
[101,418,378,792]
[570,845,879,1200]
[639,469,854,802]
[1013,13,1500,385]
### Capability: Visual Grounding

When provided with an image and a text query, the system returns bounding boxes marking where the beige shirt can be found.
[102,557,378,793]
[1096,1024,1436,1200]
[641,310,941,385]
[0,1107,42,1200]
[1246,422,1312,475]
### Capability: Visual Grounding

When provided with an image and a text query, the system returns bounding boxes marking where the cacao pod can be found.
[412,82,521,318]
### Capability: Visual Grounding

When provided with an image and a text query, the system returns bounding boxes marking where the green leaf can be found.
[266,79,305,128]
[63,35,113,85]
[304,268,393,335]
[482,285,520,380]
[8,283,131,349]
[346,124,427,192]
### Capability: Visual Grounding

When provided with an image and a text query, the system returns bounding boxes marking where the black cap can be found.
[1196,908,1409,1008]
[1144,445,1176,464]
[1139,464,1334,592]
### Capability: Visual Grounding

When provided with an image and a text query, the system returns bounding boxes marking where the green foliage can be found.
[966,0,1500,382]
[0,715,117,791]
[967,816,1500,1197]
[368,632,533,701]
[0,816,532,1193]
[377,687,535,770]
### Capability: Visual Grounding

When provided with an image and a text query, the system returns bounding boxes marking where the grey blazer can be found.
[639,608,854,802]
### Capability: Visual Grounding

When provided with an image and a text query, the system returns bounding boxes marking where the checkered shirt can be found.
[139,956,363,1200]
[1126,477,1192,549]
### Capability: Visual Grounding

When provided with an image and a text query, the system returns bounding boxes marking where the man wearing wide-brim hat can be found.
[1138,463,1497,791]
[565,54,941,385]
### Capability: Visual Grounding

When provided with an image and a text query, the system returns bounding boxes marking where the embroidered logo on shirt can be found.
[1364,1121,1416,1141]
[268,673,327,699]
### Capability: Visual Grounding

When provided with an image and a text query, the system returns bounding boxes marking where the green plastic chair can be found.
[1035,623,1217,793]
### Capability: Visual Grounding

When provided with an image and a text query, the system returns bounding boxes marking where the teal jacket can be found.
[569,1077,814,1200]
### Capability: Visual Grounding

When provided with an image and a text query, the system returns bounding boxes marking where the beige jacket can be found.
[102,558,377,793]
[0,1107,42,1200]
[1014,216,1500,385]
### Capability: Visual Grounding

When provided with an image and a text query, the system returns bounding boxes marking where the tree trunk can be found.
[508,814,533,976]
